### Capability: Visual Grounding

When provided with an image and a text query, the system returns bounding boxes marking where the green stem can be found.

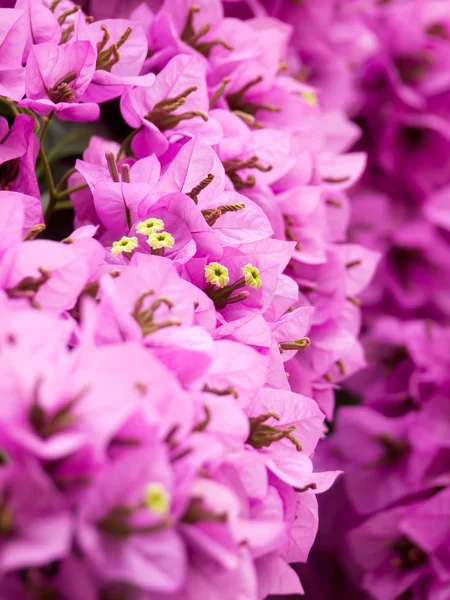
[116,127,141,160]
[57,181,89,200]
[56,167,77,192]
[18,107,41,132]
[40,112,59,222]
[54,199,73,212]
[0,96,19,116]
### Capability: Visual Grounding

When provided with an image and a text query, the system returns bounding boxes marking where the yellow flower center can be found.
[302,90,318,106]
[136,218,165,236]
[147,231,175,250]
[205,262,230,288]
[242,264,262,289]
[143,482,171,516]
[111,236,139,256]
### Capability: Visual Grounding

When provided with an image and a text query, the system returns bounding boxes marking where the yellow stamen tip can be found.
[205,262,229,288]
[143,482,171,515]
[147,231,175,250]
[136,218,165,236]
[302,90,318,106]
[242,263,262,289]
[111,236,139,256]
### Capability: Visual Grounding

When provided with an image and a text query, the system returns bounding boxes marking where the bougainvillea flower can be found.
[75,16,151,103]
[121,54,220,156]
[0,0,385,595]
[0,460,72,572]
[21,40,100,121]
[0,8,27,100]
[0,114,39,198]
[0,190,43,255]
[77,446,186,592]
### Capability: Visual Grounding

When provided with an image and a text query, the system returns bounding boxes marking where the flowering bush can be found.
[0,0,376,597]
[259,1,450,599]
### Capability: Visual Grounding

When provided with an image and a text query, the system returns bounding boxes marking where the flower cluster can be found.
[0,0,374,597]
[324,318,450,600]
[262,1,450,599]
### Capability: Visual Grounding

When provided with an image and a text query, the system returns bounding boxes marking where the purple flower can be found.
[15,0,61,50]
[0,191,43,254]
[329,406,441,515]
[0,459,72,572]
[0,115,39,198]
[71,135,122,228]
[20,40,100,121]
[121,54,219,156]
[348,489,450,600]
[0,239,101,313]
[0,9,27,101]
[0,0,383,594]
[75,17,151,103]
[77,447,186,593]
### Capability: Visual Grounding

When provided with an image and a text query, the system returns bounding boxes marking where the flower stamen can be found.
[223,156,272,191]
[227,76,281,127]
[47,71,77,103]
[209,77,231,109]
[302,90,318,105]
[96,26,133,71]
[143,483,171,516]
[105,151,120,182]
[132,293,181,335]
[136,218,165,236]
[204,262,230,288]
[57,5,80,26]
[182,497,227,524]
[147,231,175,255]
[181,5,233,57]
[5,267,51,308]
[279,337,311,352]
[187,173,215,204]
[202,202,245,226]
[145,86,208,131]
[111,236,138,256]
[203,384,239,398]
[242,263,262,289]
[247,412,303,451]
